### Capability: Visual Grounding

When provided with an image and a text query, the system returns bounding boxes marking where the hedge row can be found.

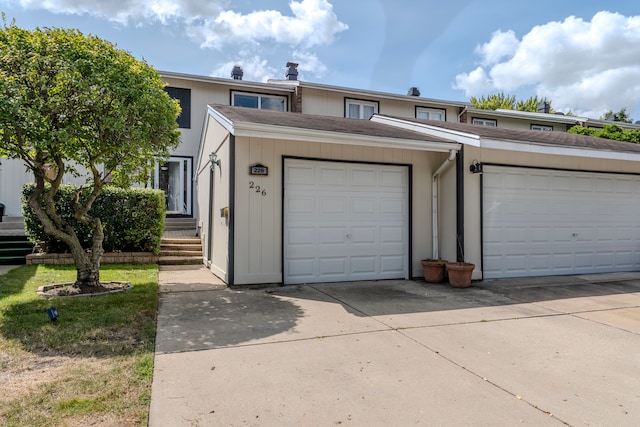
[22,184,166,255]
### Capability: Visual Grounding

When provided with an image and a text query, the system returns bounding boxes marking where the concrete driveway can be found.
[150,269,640,426]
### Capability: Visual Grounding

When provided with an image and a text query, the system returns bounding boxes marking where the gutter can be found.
[432,150,457,259]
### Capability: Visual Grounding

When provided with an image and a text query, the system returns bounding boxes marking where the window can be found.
[416,107,445,121]
[531,124,553,131]
[472,118,497,127]
[165,87,191,129]
[345,99,379,119]
[232,91,287,111]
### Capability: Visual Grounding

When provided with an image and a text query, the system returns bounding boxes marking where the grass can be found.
[0,264,159,426]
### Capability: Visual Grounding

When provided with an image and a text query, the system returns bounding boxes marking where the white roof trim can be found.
[371,115,480,146]
[208,105,234,134]
[481,137,640,162]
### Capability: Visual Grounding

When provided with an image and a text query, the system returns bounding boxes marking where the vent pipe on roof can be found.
[407,87,421,97]
[286,62,299,81]
[538,101,550,114]
[231,65,243,80]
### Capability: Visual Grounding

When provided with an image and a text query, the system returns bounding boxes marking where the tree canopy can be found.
[470,93,553,113]
[601,108,633,123]
[567,124,640,143]
[0,20,180,286]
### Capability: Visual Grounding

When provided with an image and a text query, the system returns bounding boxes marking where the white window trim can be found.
[231,91,288,111]
[531,124,553,131]
[416,107,446,121]
[345,98,379,119]
[472,118,497,127]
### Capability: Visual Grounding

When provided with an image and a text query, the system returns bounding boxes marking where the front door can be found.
[154,157,192,215]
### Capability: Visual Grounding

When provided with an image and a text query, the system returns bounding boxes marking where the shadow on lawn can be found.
[0,264,158,358]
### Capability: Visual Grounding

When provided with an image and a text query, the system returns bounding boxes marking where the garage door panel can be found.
[287,197,315,214]
[319,257,347,276]
[380,255,405,274]
[318,227,347,245]
[350,227,376,244]
[319,197,347,214]
[287,227,315,246]
[484,166,640,279]
[319,167,346,185]
[287,258,316,279]
[285,159,408,284]
[351,169,377,187]
[380,170,405,187]
[350,256,376,275]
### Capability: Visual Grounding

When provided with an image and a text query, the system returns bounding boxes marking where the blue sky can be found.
[2,0,640,120]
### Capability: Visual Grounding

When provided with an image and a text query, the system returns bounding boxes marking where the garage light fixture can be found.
[209,152,221,170]
[469,160,483,174]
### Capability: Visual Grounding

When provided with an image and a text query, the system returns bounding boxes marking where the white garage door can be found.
[483,166,640,279]
[284,159,409,285]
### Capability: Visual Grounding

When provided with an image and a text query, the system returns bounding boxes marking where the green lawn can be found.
[0,264,158,426]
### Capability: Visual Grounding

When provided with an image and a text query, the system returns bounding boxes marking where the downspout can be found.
[432,150,457,260]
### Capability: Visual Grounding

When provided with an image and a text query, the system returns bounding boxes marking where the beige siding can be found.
[468,113,570,131]
[300,87,460,122]
[196,118,232,281]
[232,136,450,285]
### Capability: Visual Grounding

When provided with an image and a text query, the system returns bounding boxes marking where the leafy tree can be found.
[470,93,553,113]
[470,93,516,110]
[568,124,640,143]
[601,108,633,123]
[0,20,180,287]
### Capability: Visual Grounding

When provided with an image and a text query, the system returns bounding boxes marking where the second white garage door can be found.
[483,166,640,279]
[284,159,409,285]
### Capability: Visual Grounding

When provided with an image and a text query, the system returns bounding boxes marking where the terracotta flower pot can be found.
[446,262,475,288]
[421,259,447,283]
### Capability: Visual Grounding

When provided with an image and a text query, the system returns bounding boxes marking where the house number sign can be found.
[250,164,268,176]
[249,181,267,196]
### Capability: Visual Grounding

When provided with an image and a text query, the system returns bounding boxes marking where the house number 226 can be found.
[249,181,267,196]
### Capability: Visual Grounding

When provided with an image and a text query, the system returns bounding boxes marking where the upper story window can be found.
[232,91,287,111]
[165,87,191,129]
[345,98,379,119]
[531,124,553,131]
[416,107,445,121]
[472,118,497,127]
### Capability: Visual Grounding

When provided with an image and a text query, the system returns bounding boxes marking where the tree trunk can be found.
[75,256,101,287]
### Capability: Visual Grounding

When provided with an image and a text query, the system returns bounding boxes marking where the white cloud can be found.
[14,0,348,49]
[189,0,348,49]
[475,30,519,66]
[15,0,226,24]
[454,11,640,119]
[292,51,328,78]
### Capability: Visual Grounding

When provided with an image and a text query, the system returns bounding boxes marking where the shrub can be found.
[22,184,166,254]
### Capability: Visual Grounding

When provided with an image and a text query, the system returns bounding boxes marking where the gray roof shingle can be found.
[210,105,456,144]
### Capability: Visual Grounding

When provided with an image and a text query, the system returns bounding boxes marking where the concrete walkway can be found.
[149,270,640,426]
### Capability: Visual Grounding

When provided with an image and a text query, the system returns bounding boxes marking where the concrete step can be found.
[158,256,203,266]
[161,243,203,251]
[164,218,197,231]
[161,238,201,245]
[160,250,203,257]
